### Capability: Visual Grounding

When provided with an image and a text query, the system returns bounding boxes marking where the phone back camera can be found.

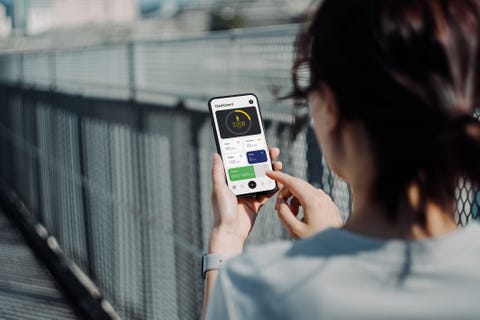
[249,99,254,104]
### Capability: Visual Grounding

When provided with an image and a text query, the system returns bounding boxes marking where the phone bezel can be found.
[208,93,278,198]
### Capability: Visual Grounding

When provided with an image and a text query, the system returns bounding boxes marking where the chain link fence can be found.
[0,25,478,320]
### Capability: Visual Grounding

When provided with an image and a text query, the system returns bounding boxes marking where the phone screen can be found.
[209,94,277,197]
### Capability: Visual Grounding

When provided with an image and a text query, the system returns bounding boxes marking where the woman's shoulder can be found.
[227,228,341,268]
[217,223,480,318]
[221,228,343,292]
[222,222,480,287]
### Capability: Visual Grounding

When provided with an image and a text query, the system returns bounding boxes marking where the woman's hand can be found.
[265,170,343,239]
[209,148,282,254]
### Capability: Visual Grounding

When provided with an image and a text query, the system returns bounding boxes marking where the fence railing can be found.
[0,25,299,118]
[0,24,478,320]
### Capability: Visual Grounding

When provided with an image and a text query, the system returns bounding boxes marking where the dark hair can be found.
[292,0,480,220]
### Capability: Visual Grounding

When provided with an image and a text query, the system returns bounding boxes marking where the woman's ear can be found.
[309,83,347,180]
[320,83,341,133]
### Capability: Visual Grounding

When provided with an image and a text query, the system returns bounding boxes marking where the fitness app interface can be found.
[214,105,276,195]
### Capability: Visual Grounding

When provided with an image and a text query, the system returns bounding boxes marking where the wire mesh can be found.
[0,25,478,320]
[55,45,130,100]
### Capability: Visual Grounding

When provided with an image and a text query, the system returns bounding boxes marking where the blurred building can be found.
[53,0,138,29]
[132,0,311,38]
[139,0,311,28]
[11,0,138,35]
[0,0,312,51]
[5,0,312,37]
[0,3,11,37]
[140,0,214,17]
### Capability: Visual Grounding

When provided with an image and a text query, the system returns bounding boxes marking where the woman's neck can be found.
[343,190,458,240]
[337,123,459,240]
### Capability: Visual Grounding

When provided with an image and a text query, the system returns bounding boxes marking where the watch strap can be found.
[202,253,236,279]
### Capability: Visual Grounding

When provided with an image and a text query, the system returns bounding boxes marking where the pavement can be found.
[0,210,79,320]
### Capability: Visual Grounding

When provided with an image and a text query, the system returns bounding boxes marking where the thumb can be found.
[212,153,228,190]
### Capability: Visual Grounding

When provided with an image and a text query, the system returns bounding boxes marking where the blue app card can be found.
[247,150,268,164]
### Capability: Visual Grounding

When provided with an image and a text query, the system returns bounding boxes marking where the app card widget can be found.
[247,150,268,164]
[244,136,265,151]
[253,163,271,178]
[224,153,248,166]
[227,163,274,182]
[228,166,256,181]
[222,139,244,154]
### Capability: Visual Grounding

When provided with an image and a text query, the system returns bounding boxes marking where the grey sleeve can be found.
[205,253,276,320]
[205,269,236,320]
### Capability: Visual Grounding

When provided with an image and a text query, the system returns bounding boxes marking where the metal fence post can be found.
[77,115,95,279]
[127,42,136,102]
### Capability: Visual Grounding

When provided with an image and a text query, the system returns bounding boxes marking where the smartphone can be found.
[208,93,277,197]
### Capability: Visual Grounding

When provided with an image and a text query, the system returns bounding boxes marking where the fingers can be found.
[269,148,282,193]
[276,197,304,239]
[270,147,282,186]
[272,161,282,172]
[278,185,293,199]
[252,148,282,206]
[267,169,343,239]
[255,160,282,206]
[269,147,280,162]
[266,171,316,203]
[290,197,301,217]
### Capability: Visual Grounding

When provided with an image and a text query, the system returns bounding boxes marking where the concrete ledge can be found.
[0,180,119,320]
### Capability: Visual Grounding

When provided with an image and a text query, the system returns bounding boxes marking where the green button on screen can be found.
[228,166,256,181]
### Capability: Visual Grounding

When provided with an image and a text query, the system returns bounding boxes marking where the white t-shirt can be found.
[206,223,480,320]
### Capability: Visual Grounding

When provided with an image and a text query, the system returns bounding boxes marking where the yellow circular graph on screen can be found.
[225,109,253,136]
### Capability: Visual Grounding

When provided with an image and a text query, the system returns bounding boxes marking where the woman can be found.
[203,0,480,319]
